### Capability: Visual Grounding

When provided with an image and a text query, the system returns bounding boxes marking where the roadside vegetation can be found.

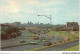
[63,45,79,51]
[1,24,23,40]
[46,31,79,41]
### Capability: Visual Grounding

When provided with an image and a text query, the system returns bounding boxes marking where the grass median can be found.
[1,42,30,49]
[27,40,79,51]
[46,31,79,41]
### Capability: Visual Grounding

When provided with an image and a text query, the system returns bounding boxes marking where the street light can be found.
[38,15,52,25]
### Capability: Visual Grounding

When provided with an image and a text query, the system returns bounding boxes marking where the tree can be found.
[1,24,22,40]
[9,32,17,38]
[1,31,9,39]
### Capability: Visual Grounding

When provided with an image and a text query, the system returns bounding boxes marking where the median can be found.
[27,39,79,51]
[1,42,30,49]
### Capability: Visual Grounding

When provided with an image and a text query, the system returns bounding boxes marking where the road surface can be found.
[1,36,64,51]
[2,30,78,51]
[38,40,79,51]
[1,30,30,47]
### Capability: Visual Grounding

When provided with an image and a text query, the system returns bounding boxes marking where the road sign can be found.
[71,31,74,36]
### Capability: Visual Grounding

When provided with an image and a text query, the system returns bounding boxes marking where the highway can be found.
[1,30,30,47]
[1,39,79,51]
[1,30,62,47]
[1,30,79,51]
[1,35,64,51]
[38,40,79,51]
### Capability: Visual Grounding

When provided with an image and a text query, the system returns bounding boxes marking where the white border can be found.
[79,0,80,51]
[0,51,80,54]
[0,0,80,54]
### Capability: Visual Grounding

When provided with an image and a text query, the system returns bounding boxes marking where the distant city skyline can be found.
[0,0,79,25]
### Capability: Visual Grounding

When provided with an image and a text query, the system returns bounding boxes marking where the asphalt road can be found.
[2,30,77,51]
[1,40,79,51]
[1,36,64,51]
[1,30,64,47]
[1,30,30,47]
[1,30,51,47]
[38,40,79,51]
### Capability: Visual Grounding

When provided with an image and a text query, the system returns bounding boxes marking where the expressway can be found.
[1,30,30,47]
[37,40,79,51]
[1,35,64,51]
[1,30,55,47]
[1,38,79,51]
[1,30,79,51]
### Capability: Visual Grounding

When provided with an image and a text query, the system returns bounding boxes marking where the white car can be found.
[29,42,38,45]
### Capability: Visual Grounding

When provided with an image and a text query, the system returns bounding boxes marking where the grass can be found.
[2,42,30,49]
[26,30,35,37]
[28,42,64,51]
[25,31,79,51]
[29,32,35,36]
[46,31,79,41]
[63,45,79,51]
[23,30,79,51]
[27,40,77,51]
[26,30,79,42]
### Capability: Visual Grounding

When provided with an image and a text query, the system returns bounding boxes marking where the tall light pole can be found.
[38,15,52,25]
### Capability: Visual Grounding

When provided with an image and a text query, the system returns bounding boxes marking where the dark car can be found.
[44,41,52,46]
[20,40,26,43]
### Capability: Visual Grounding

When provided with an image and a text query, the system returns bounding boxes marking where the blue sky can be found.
[0,0,79,25]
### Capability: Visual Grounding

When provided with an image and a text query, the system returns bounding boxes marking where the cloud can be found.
[0,0,79,24]
[0,0,67,14]
[66,13,79,17]
[24,0,66,8]
[0,0,36,14]
[0,0,20,13]
[44,7,62,14]
[44,8,50,11]
[7,0,20,13]
[25,0,39,4]
[22,10,35,14]
[54,0,66,5]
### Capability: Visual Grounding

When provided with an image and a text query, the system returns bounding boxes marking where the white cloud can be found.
[44,8,50,11]
[23,10,34,13]
[0,0,67,14]
[53,0,66,5]
[66,13,79,17]
[0,0,36,14]
[24,0,66,8]
[0,0,20,13]
[7,0,20,13]
[25,0,39,4]
[44,7,62,14]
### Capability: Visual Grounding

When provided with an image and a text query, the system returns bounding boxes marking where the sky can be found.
[0,0,79,25]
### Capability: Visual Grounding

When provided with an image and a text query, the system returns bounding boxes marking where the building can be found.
[66,22,79,31]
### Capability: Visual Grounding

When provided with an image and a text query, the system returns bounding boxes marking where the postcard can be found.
[0,0,79,52]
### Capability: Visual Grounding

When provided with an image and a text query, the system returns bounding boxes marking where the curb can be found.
[1,43,30,49]
[27,40,79,51]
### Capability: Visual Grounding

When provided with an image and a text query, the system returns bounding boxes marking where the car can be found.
[20,40,26,43]
[44,41,52,46]
[33,36,39,40]
[29,42,38,45]
[38,34,40,35]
